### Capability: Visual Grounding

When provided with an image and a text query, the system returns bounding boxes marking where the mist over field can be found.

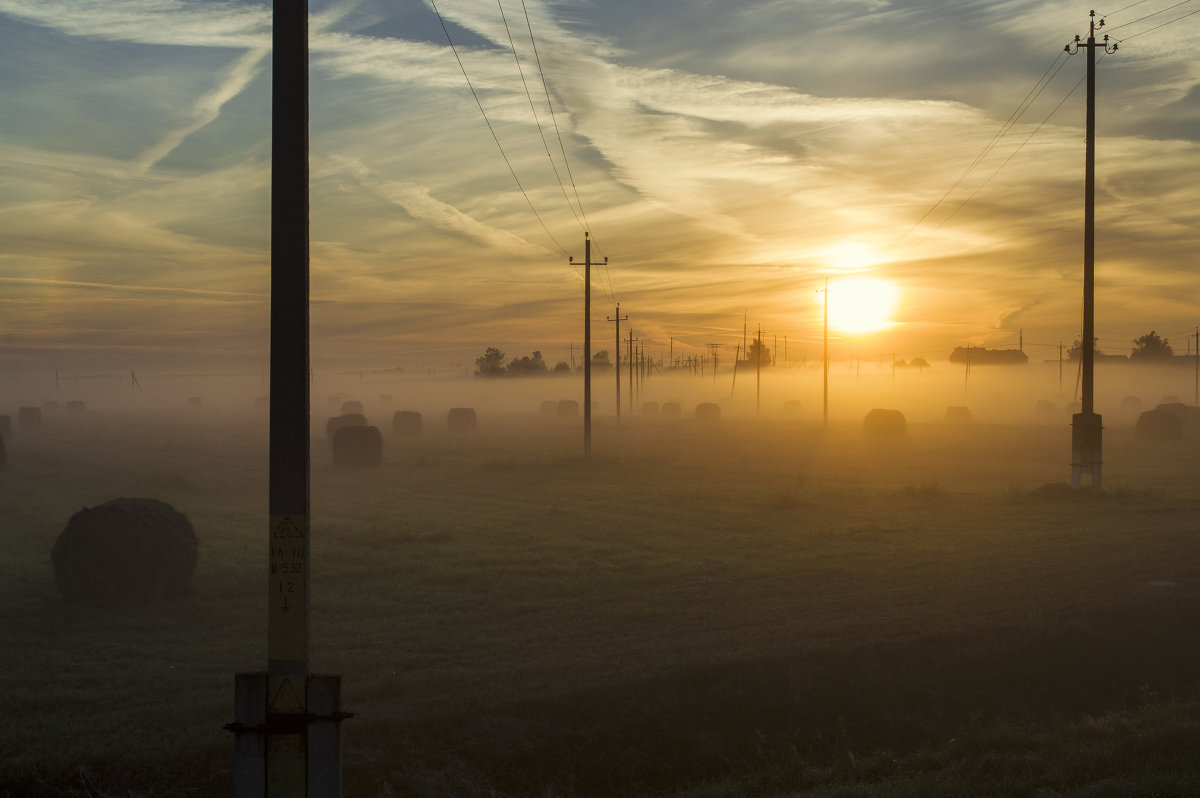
[4,359,1200,796]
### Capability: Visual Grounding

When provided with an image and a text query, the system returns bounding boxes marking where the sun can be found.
[823,277,901,335]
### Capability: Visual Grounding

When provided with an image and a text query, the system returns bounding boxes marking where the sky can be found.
[0,0,1197,375]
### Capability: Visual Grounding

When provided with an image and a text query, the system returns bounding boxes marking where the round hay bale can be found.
[1120,396,1142,412]
[782,400,802,416]
[1136,408,1183,441]
[557,399,579,419]
[341,400,364,415]
[17,406,41,429]
[0,414,11,439]
[65,400,86,415]
[864,408,906,438]
[51,497,198,606]
[392,410,422,436]
[447,407,477,432]
[662,401,683,418]
[326,412,367,439]
[187,397,203,408]
[1154,402,1200,428]
[333,425,383,468]
[642,401,660,415]
[695,402,721,421]
[539,400,558,417]
[944,406,971,423]
[1034,399,1057,419]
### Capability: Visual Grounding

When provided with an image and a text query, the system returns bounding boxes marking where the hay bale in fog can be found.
[642,401,660,415]
[540,400,558,417]
[447,407,477,432]
[65,400,85,415]
[944,406,971,423]
[864,408,906,439]
[1136,408,1183,441]
[17,406,41,429]
[782,400,802,416]
[1154,402,1200,428]
[557,399,579,419]
[392,410,422,436]
[51,497,198,607]
[0,415,11,439]
[695,402,721,422]
[43,400,60,412]
[341,400,364,415]
[326,412,367,439]
[187,397,203,408]
[1121,396,1142,412]
[332,425,383,468]
[662,401,683,418]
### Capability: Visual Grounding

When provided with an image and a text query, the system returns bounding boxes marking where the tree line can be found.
[474,347,614,377]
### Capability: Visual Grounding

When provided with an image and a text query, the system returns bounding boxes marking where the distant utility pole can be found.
[569,233,606,457]
[606,304,628,423]
[1194,326,1198,405]
[1059,339,1064,395]
[1066,10,1116,492]
[755,326,763,416]
[822,279,829,427]
[131,370,140,389]
[706,343,722,386]
[626,330,636,415]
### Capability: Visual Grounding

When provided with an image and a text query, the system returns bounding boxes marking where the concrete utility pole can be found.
[756,326,764,416]
[569,233,606,456]
[606,304,628,423]
[228,3,347,795]
[822,279,829,427]
[1066,10,1116,492]
[626,330,636,414]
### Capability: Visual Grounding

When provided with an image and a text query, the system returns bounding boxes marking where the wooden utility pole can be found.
[1066,11,1116,492]
[229,3,347,794]
[569,233,606,456]
[606,304,628,423]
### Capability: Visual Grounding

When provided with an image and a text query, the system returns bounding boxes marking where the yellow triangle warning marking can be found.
[271,515,306,539]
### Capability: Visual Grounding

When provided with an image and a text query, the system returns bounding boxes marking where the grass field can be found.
[3,382,1200,796]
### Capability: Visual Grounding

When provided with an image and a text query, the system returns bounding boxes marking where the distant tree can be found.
[474,347,507,377]
[552,361,572,374]
[1130,330,1174,361]
[747,338,771,366]
[507,350,548,376]
[1067,337,1102,361]
[591,350,613,371]
[910,356,930,372]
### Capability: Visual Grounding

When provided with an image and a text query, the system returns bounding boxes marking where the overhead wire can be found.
[428,0,571,257]
[1111,5,1200,40]
[1105,0,1194,35]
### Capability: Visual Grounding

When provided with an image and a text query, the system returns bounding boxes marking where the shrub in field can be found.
[662,401,683,418]
[864,408,906,438]
[341,400,364,415]
[17,406,41,429]
[65,400,85,415]
[447,407,478,432]
[0,414,11,439]
[557,400,579,419]
[539,400,557,417]
[695,402,721,421]
[392,410,422,436]
[643,401,660,415]
[1137,408,1184,441]
[333,425,383,468]
[944,406,971,423]
[326,412,367,439]
[51,497,198,606]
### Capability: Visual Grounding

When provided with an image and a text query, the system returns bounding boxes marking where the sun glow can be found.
[824,277,901,335]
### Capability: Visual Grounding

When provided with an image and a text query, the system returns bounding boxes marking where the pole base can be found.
[1070,411,1103,492]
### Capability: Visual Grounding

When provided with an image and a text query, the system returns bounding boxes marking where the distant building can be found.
[948,346,1028,366]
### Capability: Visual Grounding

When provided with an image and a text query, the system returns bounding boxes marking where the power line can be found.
[1112,5,1200,40]
[429,0,570,257]
[1106,0,1194,34]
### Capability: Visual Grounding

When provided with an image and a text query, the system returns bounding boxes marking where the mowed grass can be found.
[2,405,1200,796]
